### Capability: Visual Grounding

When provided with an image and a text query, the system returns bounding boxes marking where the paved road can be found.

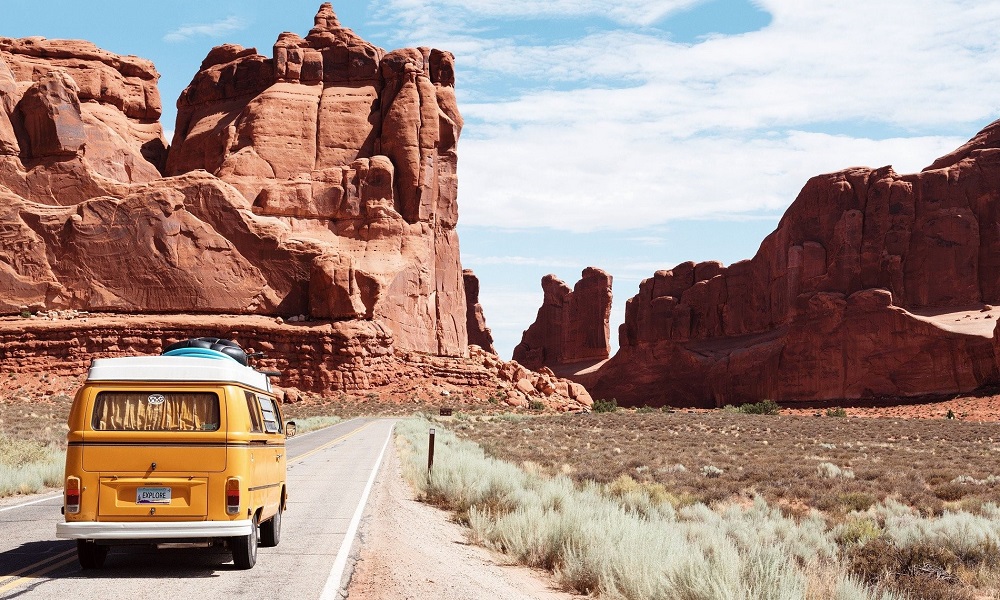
[0,418,395,599]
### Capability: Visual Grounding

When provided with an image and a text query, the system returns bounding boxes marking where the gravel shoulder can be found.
[344,443,583,600]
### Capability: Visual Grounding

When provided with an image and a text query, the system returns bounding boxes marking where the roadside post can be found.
[428,428,436,473]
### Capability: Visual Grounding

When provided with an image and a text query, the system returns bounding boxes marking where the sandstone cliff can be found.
[588,122,1000,407]
[0,4,468,358]
[513,267,612,369]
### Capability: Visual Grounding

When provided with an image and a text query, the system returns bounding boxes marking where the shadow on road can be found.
[0,539,242,599]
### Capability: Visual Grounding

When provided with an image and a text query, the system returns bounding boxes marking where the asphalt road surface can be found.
[0,417,395,599]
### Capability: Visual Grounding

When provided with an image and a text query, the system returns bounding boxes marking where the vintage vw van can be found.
[56,339,289,570]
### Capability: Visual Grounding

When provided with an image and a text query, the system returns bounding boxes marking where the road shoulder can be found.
[343,442,582,600]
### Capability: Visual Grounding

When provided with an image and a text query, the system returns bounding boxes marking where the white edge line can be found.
[318,422,393,600]
[0,492,62,513]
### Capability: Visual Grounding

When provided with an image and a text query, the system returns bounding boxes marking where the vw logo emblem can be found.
[147,394,166,405]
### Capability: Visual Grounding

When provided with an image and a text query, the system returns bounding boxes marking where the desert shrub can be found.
[826,407,848,417]
[838,492,877,513]
[738,400,781,415]
[848,538,976,600]
[700,465,723,478]
[592,398,618,413]
[529,400,545,411]
[289,415,341,434]
[0,435,64,497]
[636,405,655,414]
[933,482,970,502]
[495,413,529,422]
[835,518,883,546]
[893,575,975,600]
[817,462,855,479]
[880,506,1000,564]
[603,475,677,521]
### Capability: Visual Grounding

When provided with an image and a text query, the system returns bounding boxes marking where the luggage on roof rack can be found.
[162,337,249,366]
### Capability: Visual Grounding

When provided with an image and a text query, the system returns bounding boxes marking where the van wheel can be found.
[260,507,281,547]
[232,514,258,569]
[77,540,108,569]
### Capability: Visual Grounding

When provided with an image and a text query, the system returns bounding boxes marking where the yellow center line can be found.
[0,548,76,584]
[0,554,78,595]
[289,421,377,463]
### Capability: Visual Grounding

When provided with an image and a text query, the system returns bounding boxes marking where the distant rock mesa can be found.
[585,123,1000,407]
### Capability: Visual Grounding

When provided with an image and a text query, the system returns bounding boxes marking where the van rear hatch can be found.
[98,477,209,518]
[82,390,227,473]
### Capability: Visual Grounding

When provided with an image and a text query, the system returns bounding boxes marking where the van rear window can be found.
[92,392,220,431]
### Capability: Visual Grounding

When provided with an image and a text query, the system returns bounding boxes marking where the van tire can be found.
[232,514,258,569]
[77,540,108,569]
[260,507,281,547]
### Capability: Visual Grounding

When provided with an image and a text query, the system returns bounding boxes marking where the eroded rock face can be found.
[513,267,612,369]
[0,4,470,360]
[0,36,167,202]
[463,269,496,354]
[0,314,396,392]
[589,123,1000,406]
[163,3,466,355]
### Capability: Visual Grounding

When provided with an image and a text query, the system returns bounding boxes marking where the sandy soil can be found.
[344,444,583,600]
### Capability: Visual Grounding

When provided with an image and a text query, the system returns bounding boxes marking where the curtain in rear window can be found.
[92,392,220,431]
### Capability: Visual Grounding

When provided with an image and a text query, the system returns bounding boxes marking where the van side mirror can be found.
[285,421,296,438]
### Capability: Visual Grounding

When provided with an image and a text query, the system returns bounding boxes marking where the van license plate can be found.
[136,487,171,504]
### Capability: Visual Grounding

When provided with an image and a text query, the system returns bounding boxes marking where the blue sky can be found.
[5,1,1000,358]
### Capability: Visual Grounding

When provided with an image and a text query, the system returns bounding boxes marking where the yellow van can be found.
[56,338,289,570]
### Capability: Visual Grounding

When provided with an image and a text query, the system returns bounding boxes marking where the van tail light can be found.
[225,478,240,515]
[65,477,81,514]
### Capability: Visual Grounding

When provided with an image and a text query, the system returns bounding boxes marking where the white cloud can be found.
[459,129,966,231]
[163,16,247,43]
[375,0,705,31]
[374,0,1000,232]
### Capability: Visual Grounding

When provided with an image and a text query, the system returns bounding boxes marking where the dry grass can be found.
[0,436,64,497]
[435,410,1000,599]
[396,416,918,600]
[453,411,1000,518]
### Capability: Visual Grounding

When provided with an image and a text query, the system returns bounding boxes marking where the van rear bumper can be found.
[57,519,253,540]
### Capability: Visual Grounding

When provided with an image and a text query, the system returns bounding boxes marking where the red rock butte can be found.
[0,5,595,412]
[513,268,613,370]
[577,121,1000,407]
[0,4,472,389]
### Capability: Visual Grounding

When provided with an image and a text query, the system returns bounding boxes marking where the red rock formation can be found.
[588,123,1000,407]
[513,267,612,369]
[0,36,167,201]
[463,269,496,354]
[0,314,395,392]
[0,4,470,361]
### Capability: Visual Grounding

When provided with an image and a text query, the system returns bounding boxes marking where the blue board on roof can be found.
[162,347,241,362]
